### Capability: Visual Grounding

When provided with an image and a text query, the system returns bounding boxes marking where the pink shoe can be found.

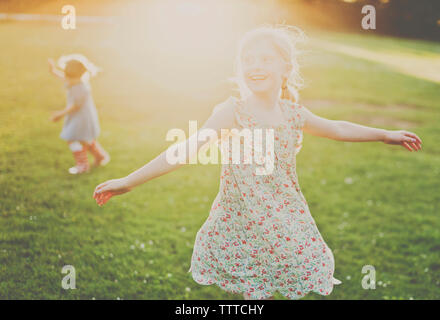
[69,146,89,174]
[88,141,110,167]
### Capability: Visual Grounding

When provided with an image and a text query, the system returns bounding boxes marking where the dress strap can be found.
[231,96,255,129]
[282,98,306,130]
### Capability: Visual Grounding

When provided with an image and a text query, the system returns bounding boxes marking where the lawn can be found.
[0,21,439,300]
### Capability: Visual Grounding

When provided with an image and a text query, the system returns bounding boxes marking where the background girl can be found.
[93,25,422,300]
[49,54,110,174]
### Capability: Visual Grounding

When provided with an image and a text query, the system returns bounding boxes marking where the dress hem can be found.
[189,267,341,300]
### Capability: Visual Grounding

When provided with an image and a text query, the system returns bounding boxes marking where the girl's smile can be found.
[249,74,269,81]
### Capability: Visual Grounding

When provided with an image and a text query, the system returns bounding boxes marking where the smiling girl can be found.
[93,25,422,300]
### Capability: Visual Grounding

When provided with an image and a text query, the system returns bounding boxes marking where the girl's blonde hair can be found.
[57,53,100,82]
[230,23,306,103]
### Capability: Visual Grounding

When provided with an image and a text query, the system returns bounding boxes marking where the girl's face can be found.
[64,60,86,80]
[240,37,289,96]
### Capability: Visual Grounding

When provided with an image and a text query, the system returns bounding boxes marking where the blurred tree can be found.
[288,0,440,41]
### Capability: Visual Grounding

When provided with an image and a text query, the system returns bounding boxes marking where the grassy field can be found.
[0,21,439,300]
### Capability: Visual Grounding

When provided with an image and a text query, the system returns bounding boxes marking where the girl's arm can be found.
[51,102,80,122]
[48,58,65,80]
[302,107,422,151]
[93,97,237,206]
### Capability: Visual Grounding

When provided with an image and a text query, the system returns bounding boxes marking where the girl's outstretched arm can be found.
[301,106,422,152]
[93,97,237,206]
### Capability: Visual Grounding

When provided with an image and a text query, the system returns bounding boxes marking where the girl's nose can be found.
[253,58,265,68]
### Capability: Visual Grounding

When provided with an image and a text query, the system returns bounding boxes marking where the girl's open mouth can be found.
[249,74,268,81]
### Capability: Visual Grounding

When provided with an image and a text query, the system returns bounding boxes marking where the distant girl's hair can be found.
[230,23,307,103]
[57,54,100,82]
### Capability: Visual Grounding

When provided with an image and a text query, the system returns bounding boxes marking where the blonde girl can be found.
[49,54,110,174]
[93,25,422,300]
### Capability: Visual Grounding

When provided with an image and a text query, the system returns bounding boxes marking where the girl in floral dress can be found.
[93,25,422,299]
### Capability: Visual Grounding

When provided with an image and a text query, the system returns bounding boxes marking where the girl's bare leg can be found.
[66,141,89,174]
[87,140,110,166]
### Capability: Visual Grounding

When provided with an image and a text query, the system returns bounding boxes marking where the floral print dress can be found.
[188,97,341,299]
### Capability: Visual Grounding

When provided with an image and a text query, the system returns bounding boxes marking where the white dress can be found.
[60,82,100,142]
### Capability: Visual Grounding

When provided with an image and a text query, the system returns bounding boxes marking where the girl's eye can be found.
[263,57,274,63]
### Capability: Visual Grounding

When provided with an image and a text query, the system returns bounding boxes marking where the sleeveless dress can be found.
[60,82,100,142]
[188,97,341,300]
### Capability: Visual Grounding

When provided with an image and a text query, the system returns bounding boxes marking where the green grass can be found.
[0,22,439,300]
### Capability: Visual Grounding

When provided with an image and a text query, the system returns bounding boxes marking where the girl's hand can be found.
[383,130,422,152]
[48,58,65,79]
[50,111,64,122]
[48,58,56,71]
[93,178,132,206]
